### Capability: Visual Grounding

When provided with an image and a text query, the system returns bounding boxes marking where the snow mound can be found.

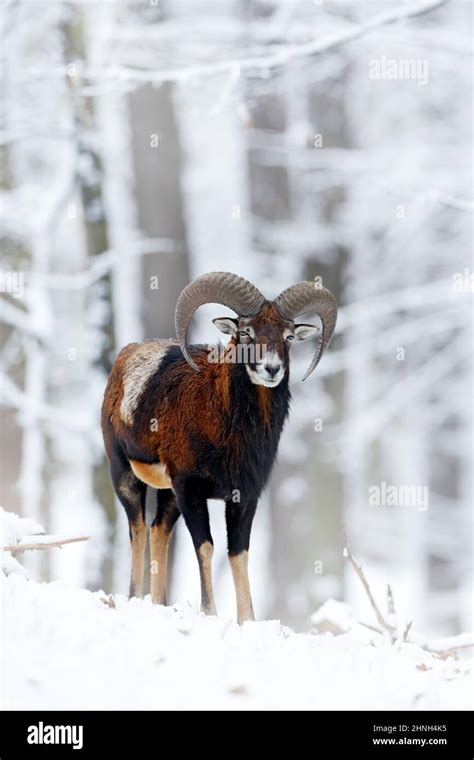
[2,574,472,711]
[1,508,89,578]
[311,599,354,635]
[0,507,45,546]
[0,508,45,577]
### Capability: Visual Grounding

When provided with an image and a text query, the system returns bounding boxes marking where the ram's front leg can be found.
[174,476,217,616]
[225,499,258,624]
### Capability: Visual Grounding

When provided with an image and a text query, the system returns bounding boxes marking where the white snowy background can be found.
[0,0,472,709]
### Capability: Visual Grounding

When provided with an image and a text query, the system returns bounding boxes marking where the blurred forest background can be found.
[1,0,472,635]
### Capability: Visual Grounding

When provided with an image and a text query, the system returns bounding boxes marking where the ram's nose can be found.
[265,363,281,379]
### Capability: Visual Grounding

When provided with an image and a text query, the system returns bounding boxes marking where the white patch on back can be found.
[120,340,174,426]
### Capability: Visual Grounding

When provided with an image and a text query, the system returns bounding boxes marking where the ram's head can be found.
[175,272,338,387]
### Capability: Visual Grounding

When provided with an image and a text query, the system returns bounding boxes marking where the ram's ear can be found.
[294,323,320,341]
[212,317,238,337]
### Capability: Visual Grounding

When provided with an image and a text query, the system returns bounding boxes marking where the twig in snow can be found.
[387,584,396,618]
[342,523,396,639]
[100,594,116,609]
[403,621,413,643]
[2,535,90,554]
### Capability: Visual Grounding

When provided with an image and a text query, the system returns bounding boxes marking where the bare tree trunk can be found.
[87,4,144,594]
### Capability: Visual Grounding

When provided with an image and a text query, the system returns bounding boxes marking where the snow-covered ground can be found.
[1,572,472,711]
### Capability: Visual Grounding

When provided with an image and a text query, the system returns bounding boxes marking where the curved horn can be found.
[275,281,338,380]
[175,272,265,370]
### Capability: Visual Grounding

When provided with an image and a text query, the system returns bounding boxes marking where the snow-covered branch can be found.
[30,237,182,290]
[0,372,95,434]
[0,298,49,341]
[1,509,90,577]
[2,535,90,554]
[339,333,469,445]
[16,0,447,87]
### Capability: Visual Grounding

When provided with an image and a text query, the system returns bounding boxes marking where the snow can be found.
[1,0,471,691]
[311,599,354,634]
[0,508,45,577]
[428,633,474,653]
[1,574,472,711]
[0,507,45,546]
[0,553,28,580]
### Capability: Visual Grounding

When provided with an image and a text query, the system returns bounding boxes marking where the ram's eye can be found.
[286,335,295,341]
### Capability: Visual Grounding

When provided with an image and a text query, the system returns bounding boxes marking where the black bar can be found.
[0,710,472,757]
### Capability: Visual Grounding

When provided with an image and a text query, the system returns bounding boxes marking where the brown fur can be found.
[102,305,290,475]
[103,340,240,477]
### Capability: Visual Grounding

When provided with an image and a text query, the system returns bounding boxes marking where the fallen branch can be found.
[2,535,90,554]
[428,644,474,660]
[417,632,474,660]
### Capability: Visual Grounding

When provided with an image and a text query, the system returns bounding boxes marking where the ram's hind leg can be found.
[150,489,180,605]
[110,452,147,599]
